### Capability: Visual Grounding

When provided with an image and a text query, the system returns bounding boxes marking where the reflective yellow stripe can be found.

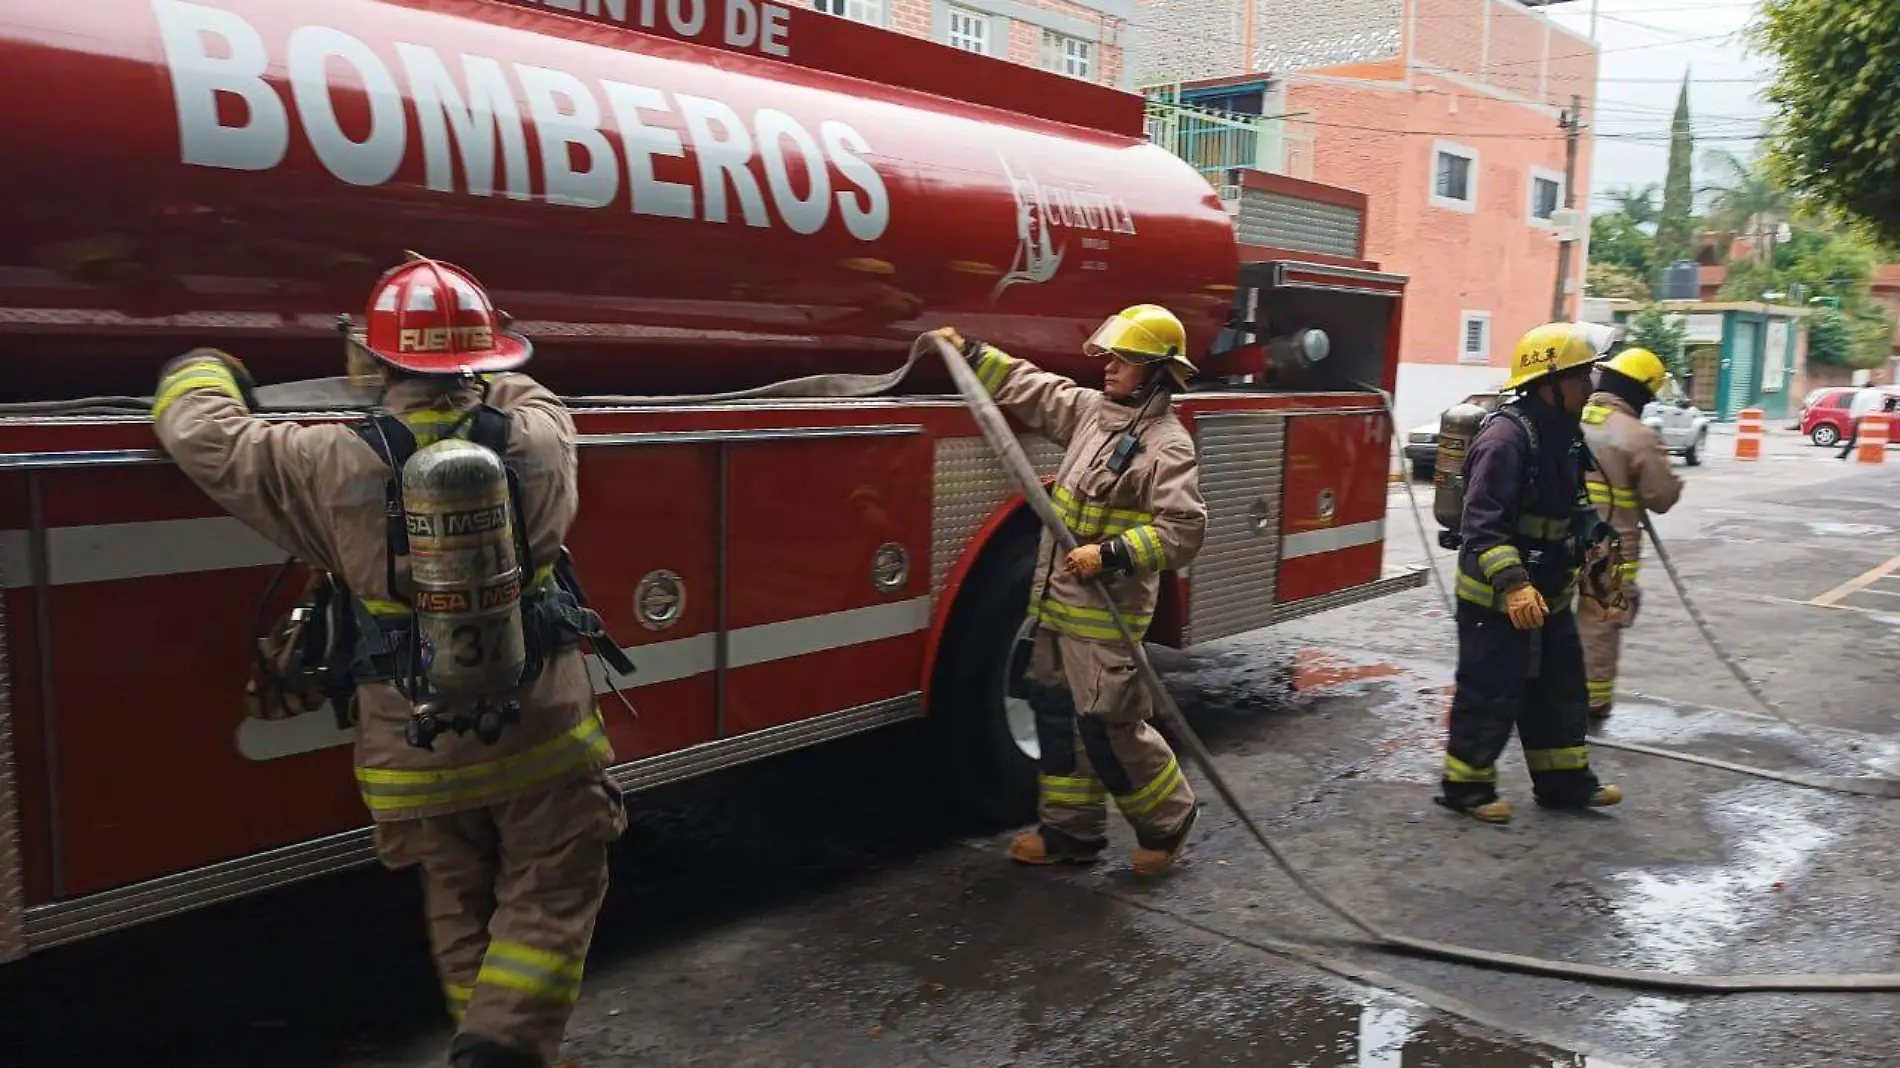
[1121,525,1166,571]
[1040,774,1107,806]
[476,941,584,1004]
[1050,485,1156,538]
[1033,598,1153,641]
[1587,680,1615,699]
[973,346,1012,393]
[405,407,471,447]
[1580,403,1611,426]
[1525,746,1590,772]
[1478,545,1521,578]
[1585,478,1639,508]
[354,713,611,812]
[152,361,244,421]
[444,983,472,1021]
[1114,756,1184,817]
[1444,754,1497,783]
[363,561,557,618]
[1455,573,1496,607]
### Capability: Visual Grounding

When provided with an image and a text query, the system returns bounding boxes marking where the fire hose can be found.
[930,333,1900,993]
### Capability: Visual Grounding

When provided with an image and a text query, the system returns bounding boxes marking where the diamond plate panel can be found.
[1237,190,1363,260]
[1186,412,1286,645]
[932,436,1064,594]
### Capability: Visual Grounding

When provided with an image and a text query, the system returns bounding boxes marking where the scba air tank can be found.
[402,439,528,696]
[1432,402,1490,547]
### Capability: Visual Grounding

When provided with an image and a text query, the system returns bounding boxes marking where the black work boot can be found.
[450,1035,543,1068]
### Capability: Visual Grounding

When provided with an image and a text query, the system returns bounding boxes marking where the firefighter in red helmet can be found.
[151,254,626,1068]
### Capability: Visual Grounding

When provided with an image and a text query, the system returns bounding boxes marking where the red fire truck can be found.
[0,0,1419,963]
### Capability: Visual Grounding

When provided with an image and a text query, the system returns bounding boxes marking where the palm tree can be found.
[1699,147,1791,265]
[1608,183,1660,230]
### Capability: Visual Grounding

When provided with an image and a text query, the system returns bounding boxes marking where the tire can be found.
[1813,424,1841,448]
[1412,459,1434,481]
[925,512,1044,829]
[1685,432,1703,466]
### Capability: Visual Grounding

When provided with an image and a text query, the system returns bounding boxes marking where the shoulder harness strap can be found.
[465,400,537,581]
[350,411,419,604]
[1485,404,1543,512]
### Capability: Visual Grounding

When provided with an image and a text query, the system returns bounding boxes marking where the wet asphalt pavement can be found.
[5,427,1899,1066]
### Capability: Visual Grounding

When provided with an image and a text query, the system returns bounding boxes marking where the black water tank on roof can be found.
[1659,260,1700,301]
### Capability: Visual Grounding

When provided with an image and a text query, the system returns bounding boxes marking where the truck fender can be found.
[917,481,1050,716]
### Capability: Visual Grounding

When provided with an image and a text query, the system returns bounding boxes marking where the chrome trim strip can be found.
[578,425,925,447]
[19,695,923,955]
[612,694,921,793]
[1266,567,1430,625]
[0,475,21,962]
[0,449,168,471]
[1269,261,1410,288]
[0,426,927,473]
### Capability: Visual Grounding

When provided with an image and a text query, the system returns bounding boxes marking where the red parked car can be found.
[1799,385,1900,446]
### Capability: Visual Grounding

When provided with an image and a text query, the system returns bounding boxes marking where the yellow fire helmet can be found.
[1503,320,1616,392]
[1085,303,1198,387]
[1601,345,1670,395]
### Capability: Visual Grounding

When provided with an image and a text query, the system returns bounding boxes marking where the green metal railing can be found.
[1141,85,1313,186]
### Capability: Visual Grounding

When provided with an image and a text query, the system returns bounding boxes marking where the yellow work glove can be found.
[1063,544,1105,579]
[1502,584,1548,630]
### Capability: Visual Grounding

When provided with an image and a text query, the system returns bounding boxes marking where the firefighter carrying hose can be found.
[151,255,626,1068]
[1578,347,1684,719]
[931,304,1207,875]
[1437,321,1624,824]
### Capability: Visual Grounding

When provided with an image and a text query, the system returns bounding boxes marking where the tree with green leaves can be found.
[1699,147,1790,266]
[1589,211,1655,281]
[1587,261,1650,301]
[1628,304,1689,379]
[1653,76,1697,269]
[1607,183,1660,230]
[1805,305,1853,367]
[1754,2,1900,248]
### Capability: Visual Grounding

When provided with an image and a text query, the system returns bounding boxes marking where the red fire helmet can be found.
[346,253,533,375]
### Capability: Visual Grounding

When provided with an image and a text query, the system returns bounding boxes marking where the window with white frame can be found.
[947,5,989,53]
[1459,312,1492,366]
[1431,140,1478,213]
[813,0,884,26]
[1528,167,1563,226]
[1040,29,1093,79]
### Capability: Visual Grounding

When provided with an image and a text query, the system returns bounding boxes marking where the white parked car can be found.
[1641,378,1711,466]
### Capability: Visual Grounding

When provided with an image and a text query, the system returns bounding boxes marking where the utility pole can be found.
[1552,93,1582,322]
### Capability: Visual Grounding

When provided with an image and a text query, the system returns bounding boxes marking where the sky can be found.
[1537,0,1777,212]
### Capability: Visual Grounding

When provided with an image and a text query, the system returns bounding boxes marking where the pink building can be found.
[1135,0,1599,432]
[808,0,1136,88]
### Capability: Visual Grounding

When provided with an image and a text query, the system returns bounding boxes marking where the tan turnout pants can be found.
[1578,583,1641,713]
[374,773,629,1066]
[1022,627,1196,852]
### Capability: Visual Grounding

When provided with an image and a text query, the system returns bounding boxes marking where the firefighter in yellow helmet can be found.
[1577,346,1684,718]
[1438,321,1624,823]
[932,304,1208,874]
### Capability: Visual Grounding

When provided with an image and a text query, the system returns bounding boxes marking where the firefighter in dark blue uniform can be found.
[1438,322,1626,824]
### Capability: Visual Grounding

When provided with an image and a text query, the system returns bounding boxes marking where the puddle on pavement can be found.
[1607,780,1842,975]
[1805,521,1894,538]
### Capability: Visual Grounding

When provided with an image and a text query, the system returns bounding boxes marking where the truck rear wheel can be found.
[927,513,1043,829]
